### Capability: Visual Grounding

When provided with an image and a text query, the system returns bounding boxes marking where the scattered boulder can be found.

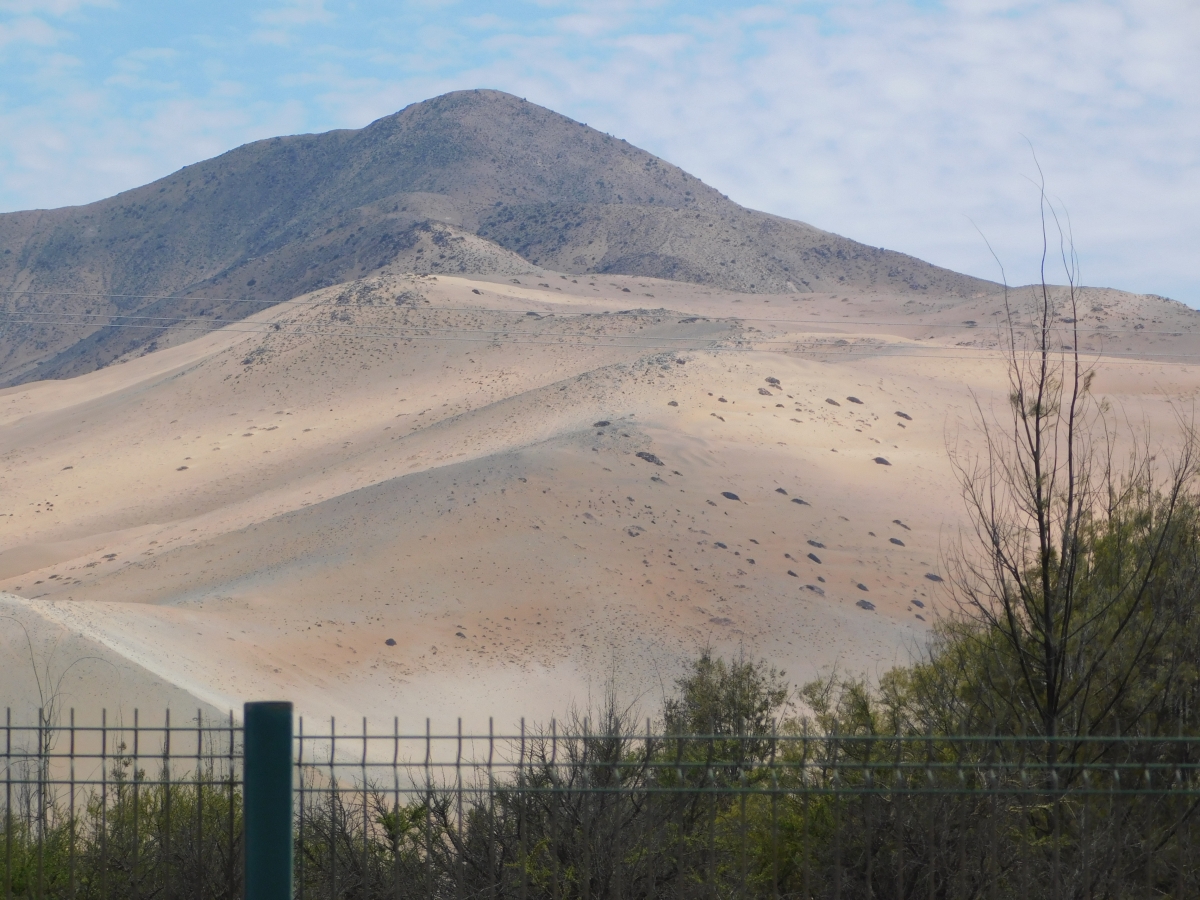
[709,616,734,626]
[718,397,728,403]
[912,599,925,608]
[807,553,822,564]
[758,387,772,396]
[766,377,781,386]
[472,289,482,295]
[856,583,869,592]
[775,488,788,495]
[714,542,727,549]
[805,584,825,595]
[825,398,840,406]
[455,631,466,638]
[721,491,740,501]
[385,638,396,646]
[874,457,891,466]
[889,537,905,546]
[593,420,611,427]
[787,570,798,577]
[807,539,825,549]
[856,599,876,611]
[925,573,943,582]
[668,400,679,406]
[895,411,912,420]
[892,519,911,530]
[846,396,863,404]
[636,451,665,466]
[176,466,189,471]
[627,526,645,538]
[791,498,810,506]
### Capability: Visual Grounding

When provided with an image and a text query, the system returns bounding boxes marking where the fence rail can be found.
[3,707,1199,898]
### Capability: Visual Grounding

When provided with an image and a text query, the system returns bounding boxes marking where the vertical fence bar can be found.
[456,717,464,900]
[227,710,237,897]
[69,709,76,900]
[488,718,496,900]
[195,709,203,900]
[425,719,433,900]
[163,709,171,900]
[4,708,10,900]
[518,718,527,900]
[362,718,369,894]
[298,716,306,900]
[244,701,294,900]
[392,717,399,900]
[133,708,140,900]
[769,725,779,900]
[101,709,108,900]
[391,720,400,900]
[330,717,337,900]
[549,720,557,900]
[36,707,44,900]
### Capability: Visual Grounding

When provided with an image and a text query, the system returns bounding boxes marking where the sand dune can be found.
[2,271,1197,730]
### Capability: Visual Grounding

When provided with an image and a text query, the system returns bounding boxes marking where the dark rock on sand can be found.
[807,553,822,564]
[775,488,788,494]
[925,573,943,582]
[807,540,825,549]
[826,398,840,406]
[847,396,863,404]
[874,457,891,465]
[722,491,741,501]
[896,411,912,420]
[593,420,611,427]
[791,497,809,505]
[637,451,665,466]
[385,638,397,646]
[857,583,869,591]
[889,537,905,546]
[856,599,876,611]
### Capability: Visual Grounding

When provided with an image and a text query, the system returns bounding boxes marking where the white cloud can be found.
[255,0,334,27]
[0,0,112,14]
[0,14,59,46]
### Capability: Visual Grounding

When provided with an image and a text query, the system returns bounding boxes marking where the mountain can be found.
[0,89,993,385]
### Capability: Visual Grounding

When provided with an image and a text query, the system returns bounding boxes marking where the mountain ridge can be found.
[0,88,994,385]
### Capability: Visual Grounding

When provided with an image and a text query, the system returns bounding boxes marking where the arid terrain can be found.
[4,264,1198,731]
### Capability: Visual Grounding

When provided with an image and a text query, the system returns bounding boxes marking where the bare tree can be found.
[948,163,1200,755]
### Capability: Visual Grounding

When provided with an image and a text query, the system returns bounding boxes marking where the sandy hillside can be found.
[2,271,1198,731]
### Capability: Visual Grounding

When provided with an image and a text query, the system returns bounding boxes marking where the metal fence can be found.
[3,706,1199,899]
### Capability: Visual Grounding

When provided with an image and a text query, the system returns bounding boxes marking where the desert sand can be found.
[3,270,1198,733]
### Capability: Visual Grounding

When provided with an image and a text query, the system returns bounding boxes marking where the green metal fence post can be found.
[244,701,294,900]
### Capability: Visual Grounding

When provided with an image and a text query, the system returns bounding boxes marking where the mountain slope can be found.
[0,89,993,385]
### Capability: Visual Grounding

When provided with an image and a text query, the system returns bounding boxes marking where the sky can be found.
[0,0,1196,303]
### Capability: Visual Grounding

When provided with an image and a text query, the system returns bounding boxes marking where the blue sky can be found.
[1,0,1196,303]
